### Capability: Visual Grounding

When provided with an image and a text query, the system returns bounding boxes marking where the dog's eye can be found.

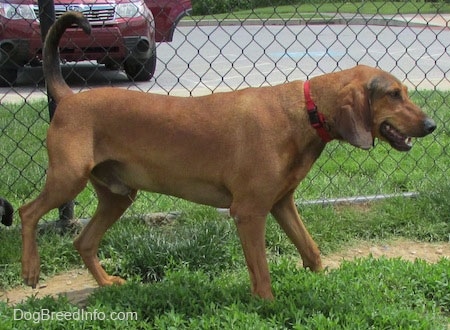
[389,90,401,99]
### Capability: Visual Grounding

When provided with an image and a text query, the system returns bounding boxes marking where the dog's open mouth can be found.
[380,121,412,151]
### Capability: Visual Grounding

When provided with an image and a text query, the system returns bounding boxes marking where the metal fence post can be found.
[38,0,75,225]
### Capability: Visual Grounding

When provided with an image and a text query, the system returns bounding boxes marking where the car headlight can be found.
[0,3,36,20]
[115,1,145,19]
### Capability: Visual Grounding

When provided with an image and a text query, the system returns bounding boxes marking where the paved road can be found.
[1,15,449,103]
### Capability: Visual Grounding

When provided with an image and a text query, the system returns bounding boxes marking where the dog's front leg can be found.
[271,194,323,272]
[232,210,273,300]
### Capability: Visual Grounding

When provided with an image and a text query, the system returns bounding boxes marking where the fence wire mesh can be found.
[0,0,449,220]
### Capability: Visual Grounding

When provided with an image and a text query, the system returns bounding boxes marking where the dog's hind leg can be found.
[20,165,90,287]
[271,193,323,272]
[74,178,137,286]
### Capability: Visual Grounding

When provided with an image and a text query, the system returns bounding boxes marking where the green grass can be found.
[190,1,450,20]
[0,183,449,328]
[1,254,449,328]
[86,258,450,328]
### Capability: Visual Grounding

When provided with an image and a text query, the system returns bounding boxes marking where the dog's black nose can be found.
[424,118,436,134]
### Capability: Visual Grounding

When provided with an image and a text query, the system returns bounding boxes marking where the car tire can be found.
[0,68,18,87]
[124,45,157,82]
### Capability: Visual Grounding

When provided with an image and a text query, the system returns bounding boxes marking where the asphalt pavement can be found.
[1,13,449,103]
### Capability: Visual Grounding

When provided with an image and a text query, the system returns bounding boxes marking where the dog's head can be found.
[0,198,13,226]
[334,67,436,151]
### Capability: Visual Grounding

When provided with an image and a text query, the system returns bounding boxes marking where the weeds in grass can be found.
[2,257,447,329]
[1,185,449,328]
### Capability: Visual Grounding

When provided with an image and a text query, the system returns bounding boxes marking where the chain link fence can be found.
[0,0,449,220]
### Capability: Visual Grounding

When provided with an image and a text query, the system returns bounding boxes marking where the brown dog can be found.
[20,12,436,299]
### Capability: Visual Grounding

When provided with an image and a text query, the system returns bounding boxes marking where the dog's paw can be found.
[0,198,13,226]
[22,267,40,289]
[22,252,41,288]
[101,275,126,286]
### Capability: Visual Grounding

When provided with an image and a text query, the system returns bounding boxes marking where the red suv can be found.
[0,0,191,86]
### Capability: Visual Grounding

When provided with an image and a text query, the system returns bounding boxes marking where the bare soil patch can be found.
[1,239,448,307]
[1,269,97,307]
[322,239,449,269]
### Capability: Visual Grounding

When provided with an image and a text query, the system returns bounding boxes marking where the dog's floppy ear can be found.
[334,82,373,150]
[0,198,14,226]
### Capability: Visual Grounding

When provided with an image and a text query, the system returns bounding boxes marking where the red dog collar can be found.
[303,80,333,143]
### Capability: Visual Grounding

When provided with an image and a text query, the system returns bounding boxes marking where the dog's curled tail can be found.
[43,11,91,103]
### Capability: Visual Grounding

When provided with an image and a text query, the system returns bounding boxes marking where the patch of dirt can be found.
[0,269,97,307]
[321,239,450,270]
[1,239,448,307]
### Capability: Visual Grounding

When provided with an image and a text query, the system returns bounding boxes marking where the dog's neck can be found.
[303,80,333,143]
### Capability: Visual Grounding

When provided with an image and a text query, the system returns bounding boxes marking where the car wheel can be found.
[104,59,120,71]
[124,45,157,82]
[0,68,18,87]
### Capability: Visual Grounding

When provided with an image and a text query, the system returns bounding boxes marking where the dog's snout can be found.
[423,117,437,134]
